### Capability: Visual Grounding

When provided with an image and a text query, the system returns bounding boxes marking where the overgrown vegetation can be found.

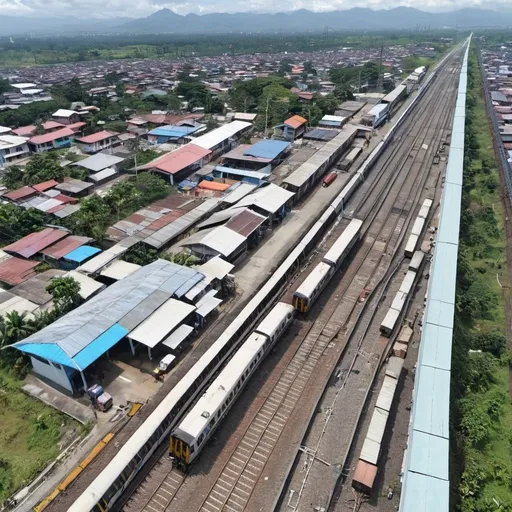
[452,45,512,512]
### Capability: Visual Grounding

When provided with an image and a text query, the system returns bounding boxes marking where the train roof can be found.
[255,302,294,338]
[322,218,362,267]
[293,262,332,299]
[176,332,267,440]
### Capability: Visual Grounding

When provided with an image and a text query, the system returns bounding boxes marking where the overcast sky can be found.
[1,0,509,18]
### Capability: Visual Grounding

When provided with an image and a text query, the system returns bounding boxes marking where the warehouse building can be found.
[12,260,205,392]
[190,120,252,158]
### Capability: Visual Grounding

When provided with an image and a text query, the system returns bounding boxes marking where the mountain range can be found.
[1,7,512,37]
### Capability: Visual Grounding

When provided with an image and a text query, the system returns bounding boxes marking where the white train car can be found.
[169,302,294,467]
[409,250,425,272]
[405,199,432,257]
[293,218,362,312]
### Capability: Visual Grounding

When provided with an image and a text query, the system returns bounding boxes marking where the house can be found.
[147,123,205,145]
[221,139,291,171]
[0,135,30,167]
[52,109,81,125]
[74,152,125,174]
[28,127,74,153]
[0,126,12,136]
[140,144,211,185]
[274,115,307,141]
[76,131,117,154]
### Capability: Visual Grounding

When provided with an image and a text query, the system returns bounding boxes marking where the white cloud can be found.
[2,0,510,18]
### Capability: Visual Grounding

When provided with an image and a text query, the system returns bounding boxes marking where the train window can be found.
[198,433,205,445]
[209,418,215,428]
[190,444,195,454]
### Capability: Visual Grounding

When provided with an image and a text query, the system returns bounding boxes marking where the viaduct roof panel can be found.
[412,365,450,439]
[419,322,453,372]
[408,429,449,481]
[428,242,458,306]
[437,183,462,245]
[400,472,449,512]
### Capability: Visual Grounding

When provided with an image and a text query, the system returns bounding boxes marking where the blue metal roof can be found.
[419,322,453,371]
[64,245,101,263]
[15,342,76,368]
[149,125,201,138]
[400,472,449,512]
[73,324,128,370]
[437,183,462,245]
[243,139,290,160]
[303,128,339,141]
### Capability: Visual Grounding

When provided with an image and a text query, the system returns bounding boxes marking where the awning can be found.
[195,289,222,317]
[161,324,194,351]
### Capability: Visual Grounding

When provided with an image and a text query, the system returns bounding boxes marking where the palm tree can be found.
[3,311,35,344]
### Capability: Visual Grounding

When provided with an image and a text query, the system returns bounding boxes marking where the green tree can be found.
[314,94,339,116]
[71,195,111,239]
[123,244,158,266]
[22,153,65,186]
[0,79,10,94]
[473,331,507,358]
[301,104,322,126]
[0,204,49,244]
[46,276,81,313]
[166,92,182,112]
[2,165,24,190]
[163,252,199,267]
[2,311,35,343]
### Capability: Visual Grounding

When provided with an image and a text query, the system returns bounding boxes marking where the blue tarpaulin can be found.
[244,139,290,160]
[64,245,101,263]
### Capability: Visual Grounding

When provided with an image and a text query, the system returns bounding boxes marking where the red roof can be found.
[284,115,307,129]
[29,127,74,145]
[43,120,65,131]
[53,194,78,204]
[76,130,114,144]
[0,257,38,286]
[32,179,59,193]
[298,92,314,101]
[4,186,36,202]
[40,235,92,260]
[142,143,211,175]
[4,228,69,259]
[12,125,36,137]
[67,121,86,132]
[225,209,266,237]
[141,113,204,125]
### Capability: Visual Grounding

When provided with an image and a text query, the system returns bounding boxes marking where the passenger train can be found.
[170,302,294,468]
[293,218,363,312]
[65,44,457,512]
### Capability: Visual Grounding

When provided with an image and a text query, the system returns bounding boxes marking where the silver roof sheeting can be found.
[400,38,470,512]
[19,259,204,358]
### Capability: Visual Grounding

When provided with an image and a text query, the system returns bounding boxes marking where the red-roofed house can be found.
[12,125,36,137]
[67,121,87,135]
[4,186,37,202]
[42,120,66,132]
[32,179,59,193]
[29,127,74,153]
[274,115,307,141]
[3,228,69,259]
[140,143,211,185]
[76,131,117,154]
[0,256,39,286]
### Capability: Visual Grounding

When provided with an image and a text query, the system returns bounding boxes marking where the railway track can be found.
[128,46,465,512]
[279,53,464,512]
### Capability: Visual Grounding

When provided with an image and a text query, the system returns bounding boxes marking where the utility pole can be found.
[264,95,271,139]
[377,45,384,93]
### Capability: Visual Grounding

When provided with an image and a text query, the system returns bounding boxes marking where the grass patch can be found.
[0,368,80,502]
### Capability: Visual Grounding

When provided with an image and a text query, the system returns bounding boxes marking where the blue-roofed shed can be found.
[12,259,204,393]
[222,139,290,170]
[148,124,205,144]
[63,245,102,265]
[243,139,290,160]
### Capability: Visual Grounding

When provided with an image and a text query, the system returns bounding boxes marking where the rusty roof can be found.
[225,209,266,237]
[284,115,307,129]
[32,179,59,192]
[4,228,69,259]
[0,257,39,286]
[40,235,92,260]
[141,144,211,175]
[4,186,36,202]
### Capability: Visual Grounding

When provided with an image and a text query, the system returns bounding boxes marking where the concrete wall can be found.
[31,356,73,392]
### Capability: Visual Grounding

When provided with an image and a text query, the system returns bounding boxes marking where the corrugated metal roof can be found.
[64,245,101,263]
[400,472,449,512]
[230,183,294,214]
[184,225,247,258]
[220,183,258,205]
[41,235,92,260]
[197,255,234,281]
[14,260,203,364]
[0,291,39,316]
[408,429,449,480]
[243,139,290,160]
[303,128,339,141]
[65,271,106,300]
[284,115,307,129]
[100,260,141,281]
[55,178,93,195]
[76,153,124,172]
[161,324,194,351]
[32,179,59,192]
[129,298,196,348]
[10,269,64,305]
[0,257,39,286]
[76,130,114,144]
[4,228,68,259]
[215,166,269,180]
[190,121,251,150]
[225,209,266,237]
[141,143,211,175]
[29,127,74,145]
[88,168,117,182]
[4,186,36,202]
[283,125,358,189]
